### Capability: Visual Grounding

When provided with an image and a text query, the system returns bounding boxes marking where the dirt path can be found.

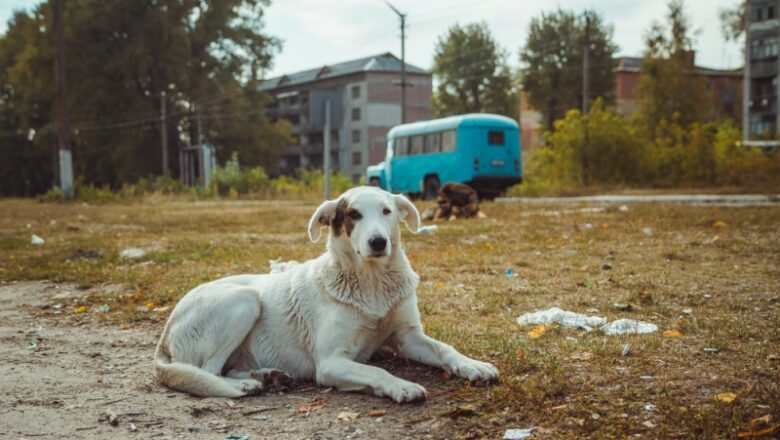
[0,282,467,440]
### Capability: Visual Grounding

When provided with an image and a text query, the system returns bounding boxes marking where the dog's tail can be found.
[153,321,245,398]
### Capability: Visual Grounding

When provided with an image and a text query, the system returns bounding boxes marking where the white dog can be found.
[154,186,498,402]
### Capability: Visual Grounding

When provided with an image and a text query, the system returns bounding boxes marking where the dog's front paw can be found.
[385,379,427,403]
[451,358,499,383]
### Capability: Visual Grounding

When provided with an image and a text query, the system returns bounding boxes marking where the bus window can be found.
[424,132,440,154]
[488,130,505,146]
[395,137,408,156]
[442,130,457,152]
[410,135,424,155]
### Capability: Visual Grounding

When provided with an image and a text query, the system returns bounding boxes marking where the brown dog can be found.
[422,182,480,221]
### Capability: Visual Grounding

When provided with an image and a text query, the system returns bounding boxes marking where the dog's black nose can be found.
[368,236,387,252]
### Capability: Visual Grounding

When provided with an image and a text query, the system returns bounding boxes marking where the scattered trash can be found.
[703,347,719,353]
[337,411,360,422]
[715,392,737,403]
[75,305,87,314]
[98,304,110,313]
[120,248,146,260]
[31,234,45,245]
[28,341,38,350]
[153,306,170,313]
[268,258,300,274]
[601,262,613,270]
[583,223,594,230]
[641,227,653,236]
[621,344,631,356]
[503,428,536,439]
[505,268,514,277]
[417,225,439,235]
[642,420,656,429]
[644,404,657,412]
[739,415,778,438]
[527,325,547,339]
[516,307,607,332]
[618,204,630,213]
[639,376,656,382]
[662,330,683,338]
[368,409,386,417]
[296,396,327,414]
[136,306,149,313]
[682,308,693,315]
[224,435,248,440]
[225,400,236,408]
[601,319,658,335]
[129,423,137,432]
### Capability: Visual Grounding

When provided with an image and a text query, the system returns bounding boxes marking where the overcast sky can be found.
[1,0,743,78]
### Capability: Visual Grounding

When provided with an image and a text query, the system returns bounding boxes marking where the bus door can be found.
[479,127,514,175]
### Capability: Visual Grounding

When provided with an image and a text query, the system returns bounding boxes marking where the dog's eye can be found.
[382,208,391,215]
[348,210,362,220]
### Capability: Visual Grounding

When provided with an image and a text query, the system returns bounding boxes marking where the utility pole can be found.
[581,15,591,187]
[385,1,407,124]
[742,0,750,143]
[51,0,73,198]
[323,100,331,200]
[160,91,168,175]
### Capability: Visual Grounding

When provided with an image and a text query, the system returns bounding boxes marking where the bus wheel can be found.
[369,177,380,187]
[423,176,440,200]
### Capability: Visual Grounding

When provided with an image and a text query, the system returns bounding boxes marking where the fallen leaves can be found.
[367,409,386,417]
[528,325,547,339]
[296,396,327,414]
[714,392,737,403]
[443,404,479,419]
[662,330,683,338]
[738,415,778,438]
[336,411,359,421]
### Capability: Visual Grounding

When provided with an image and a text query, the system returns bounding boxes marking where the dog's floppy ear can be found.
[393,194,420,233]
[308,199,338,243]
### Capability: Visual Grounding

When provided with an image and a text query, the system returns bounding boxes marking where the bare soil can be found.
[0,281,469,440]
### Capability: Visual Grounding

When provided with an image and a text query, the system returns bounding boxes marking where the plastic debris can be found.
[268,258,300,274]
[75,305,87,314]
[120,248,146,259]
[621,344,631,356]
[527,325,547,339]
[98,304,110,313]
[703,347,719,353]
[337,411,359,422]
[618,204,630,213]
[417,225,439,235]
[641,227,653,236]
[28,341,37,350]
[682,308,693,315]
[517,307,607,332]
[503,428,536,439]
[601,319,658,335]
[505,268,514,277]
[31,234,45,245]
[224,436,249,440]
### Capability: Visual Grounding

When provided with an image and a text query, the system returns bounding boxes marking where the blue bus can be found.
[366,113,522,199]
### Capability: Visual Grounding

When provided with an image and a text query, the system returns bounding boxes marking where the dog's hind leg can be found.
[166,286,263,396]
[226,368,294,391]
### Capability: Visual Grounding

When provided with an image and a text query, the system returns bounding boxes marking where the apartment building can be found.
[261,53,433,182]
[746,0,780,139]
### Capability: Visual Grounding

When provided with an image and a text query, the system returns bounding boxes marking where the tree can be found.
[0,0,292,196]
[519,9,617,131]
[719,1,745,43]
[431,22,517,119]
[635,0,712,134]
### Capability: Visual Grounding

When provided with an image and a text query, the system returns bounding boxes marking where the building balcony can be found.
[750,94,778,113]
[750,59,778,78]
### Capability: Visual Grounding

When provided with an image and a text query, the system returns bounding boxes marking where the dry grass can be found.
[1,197,779,438]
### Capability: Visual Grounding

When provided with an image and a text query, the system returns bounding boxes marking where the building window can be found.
[351,85,361,99]
[351,129,361,143]
[352,151,362,166]
[351,108,361,121]
[770,6,776,19]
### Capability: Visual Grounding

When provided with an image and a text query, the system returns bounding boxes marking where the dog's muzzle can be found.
[368,235,388,257]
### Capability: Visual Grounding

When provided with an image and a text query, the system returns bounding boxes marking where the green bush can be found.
[209,152,270,196]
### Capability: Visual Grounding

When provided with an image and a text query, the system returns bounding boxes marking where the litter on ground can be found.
[268,258,300,274]
[503,428,537,439]
[417,225,439,235]
[517,308,658,335]
[119,248,146,259]
[31,234,44,245]
[601,319,658,335]
[516,307,607,332]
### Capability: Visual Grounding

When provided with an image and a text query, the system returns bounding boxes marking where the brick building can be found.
[518,56,742,150]
[261,53,433,182]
